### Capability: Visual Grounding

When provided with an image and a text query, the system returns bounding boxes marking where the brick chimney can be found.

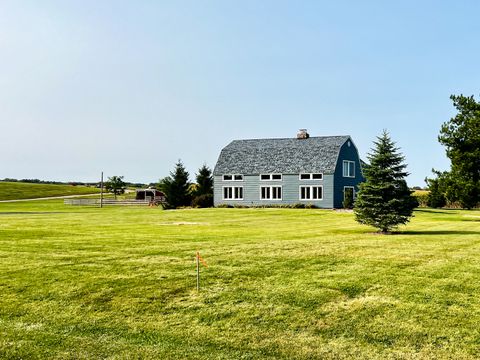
[297,129,309,139]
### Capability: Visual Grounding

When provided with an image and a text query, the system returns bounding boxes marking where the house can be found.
[213,130,364,208]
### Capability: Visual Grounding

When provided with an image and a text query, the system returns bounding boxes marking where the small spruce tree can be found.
[195,164,213,196]
[192,164,214,208]
[159,160,191,209]
[354,131,417,233]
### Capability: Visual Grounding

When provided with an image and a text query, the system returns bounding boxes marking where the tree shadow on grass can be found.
[399,230,480,235]
[414,209,456,214]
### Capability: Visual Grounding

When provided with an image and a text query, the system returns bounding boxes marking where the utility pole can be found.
[100,171,104,208]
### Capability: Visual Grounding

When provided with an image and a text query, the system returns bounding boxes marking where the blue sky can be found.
[1,1,479,186]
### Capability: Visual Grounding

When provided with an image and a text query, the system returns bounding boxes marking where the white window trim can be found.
[222,186,244,200]
[259,185,283,200]
[299,185,323,200]
[299,173,323,181]
[343,161,355,178]
[223,174,244,182]
[260,174,283,181]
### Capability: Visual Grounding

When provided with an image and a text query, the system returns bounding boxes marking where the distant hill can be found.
[0,182,101,201]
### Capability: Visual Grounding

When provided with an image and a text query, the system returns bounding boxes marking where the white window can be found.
[299,173,323,180]
[299,186,323,200]
[223,186,243,200]
[260,186,282,200]
[343,161,355,178]
[260,174,282,181]
[223,174,243,181]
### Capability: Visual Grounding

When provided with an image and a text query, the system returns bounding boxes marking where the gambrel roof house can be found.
[213,130,364,208]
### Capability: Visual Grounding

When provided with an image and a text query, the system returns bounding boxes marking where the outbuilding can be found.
[135,188,165,203]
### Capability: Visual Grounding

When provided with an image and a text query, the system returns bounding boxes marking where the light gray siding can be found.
[214,174,334,208]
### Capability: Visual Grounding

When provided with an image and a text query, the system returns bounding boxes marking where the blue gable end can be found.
[333,138,364,208]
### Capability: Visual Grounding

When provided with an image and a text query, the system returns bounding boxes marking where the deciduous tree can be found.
[105,176,126,199]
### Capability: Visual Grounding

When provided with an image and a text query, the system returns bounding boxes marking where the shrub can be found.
[413,191,429,208]
[292,203,306,209]
[192,194,213,208]
[216,204,233,208]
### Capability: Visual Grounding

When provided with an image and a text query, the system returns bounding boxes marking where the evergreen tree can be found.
[159,160,191,209]
[195,164,213,196]
[191,164,214,208]
[437,94,480,209]
[354,131,417,233]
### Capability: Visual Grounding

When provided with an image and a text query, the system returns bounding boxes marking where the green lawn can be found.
[0,182,100,201]
[1,202,479,359]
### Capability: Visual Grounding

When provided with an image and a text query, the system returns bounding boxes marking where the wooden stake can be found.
[196,251,200,291]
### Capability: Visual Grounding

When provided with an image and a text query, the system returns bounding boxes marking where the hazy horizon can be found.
[2,1,479,186]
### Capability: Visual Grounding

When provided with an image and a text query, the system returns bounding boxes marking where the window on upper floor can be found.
[223,174,243,181]
[260,174,282,181]
[343,161,355,178]
[299,173,323,180]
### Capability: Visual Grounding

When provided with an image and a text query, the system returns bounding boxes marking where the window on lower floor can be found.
[300,186,323,200]
[223,186,243,200]
[260,186,282,200]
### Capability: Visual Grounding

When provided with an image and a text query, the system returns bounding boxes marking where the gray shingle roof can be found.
[214,136,351,175]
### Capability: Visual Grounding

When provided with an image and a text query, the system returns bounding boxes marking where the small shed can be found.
[135,188,165,203]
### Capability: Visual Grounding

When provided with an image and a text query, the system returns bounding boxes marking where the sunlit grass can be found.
[1,201,479,359]
[0,182,100,201]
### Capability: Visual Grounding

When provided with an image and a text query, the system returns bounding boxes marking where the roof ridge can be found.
[231,135,350,142]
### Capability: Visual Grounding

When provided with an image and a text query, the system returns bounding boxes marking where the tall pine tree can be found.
[354,131,417,233]
[159,160,191,209]
[437,94,480,209]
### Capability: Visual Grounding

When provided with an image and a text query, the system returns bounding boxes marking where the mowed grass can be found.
[1,202,480,359]
[0,182,100,201]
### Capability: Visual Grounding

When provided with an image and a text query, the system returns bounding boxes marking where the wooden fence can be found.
[64,199,161,206]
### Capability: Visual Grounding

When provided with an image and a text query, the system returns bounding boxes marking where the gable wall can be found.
[214,174,334,208]
[333,140,364,208]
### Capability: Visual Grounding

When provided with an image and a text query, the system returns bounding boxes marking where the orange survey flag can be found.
[197,252,208,267]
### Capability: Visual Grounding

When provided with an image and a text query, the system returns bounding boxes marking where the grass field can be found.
[1,201,480,359]
[0,182,100,201]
